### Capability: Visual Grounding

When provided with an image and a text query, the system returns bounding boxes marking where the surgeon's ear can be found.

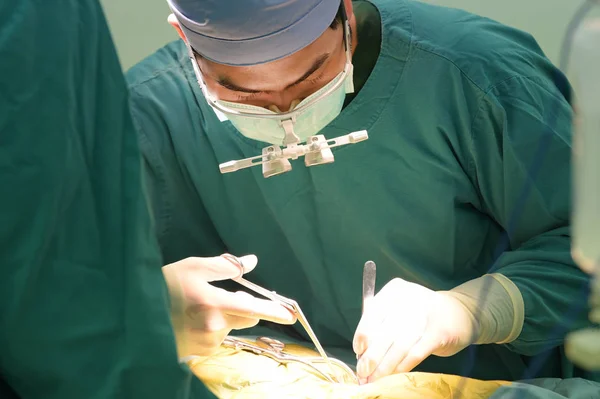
[168,14,187,43]
[342,0,358,53]
[343,0,356,24]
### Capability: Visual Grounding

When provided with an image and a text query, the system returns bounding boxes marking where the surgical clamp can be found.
[222,336,358,384]
[220,254,341,382]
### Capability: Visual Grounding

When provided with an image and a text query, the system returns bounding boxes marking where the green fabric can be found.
[126,0,596,383]
[0,1,214,398]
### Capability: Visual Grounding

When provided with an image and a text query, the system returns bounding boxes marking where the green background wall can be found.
[100,0,586,71]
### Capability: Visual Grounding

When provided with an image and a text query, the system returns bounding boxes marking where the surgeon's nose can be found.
[268,98,301,113]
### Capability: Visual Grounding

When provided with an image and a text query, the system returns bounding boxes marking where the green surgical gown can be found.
[0,0,214,398]
[126,0,597,383]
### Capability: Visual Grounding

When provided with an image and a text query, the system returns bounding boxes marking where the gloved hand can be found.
[162,254,297,358]
[353,274,524,384]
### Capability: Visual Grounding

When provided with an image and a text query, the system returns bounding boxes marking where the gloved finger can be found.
[353,295,389,356]
[183,313,259,356]
[180,254,258,282]
[366,328,424,382]
[184,305,260,331]
[356,318,395,379]
[178,310,229,357]
[186,331,228,356]
[357,316,422,381]
[188,328,227,348]
[222,290,297,325]
[184,306,228,330]
[228,314,261,331]
[354,278,413,356]
[394,330,441,373]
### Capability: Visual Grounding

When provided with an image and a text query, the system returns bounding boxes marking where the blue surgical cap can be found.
[167,0,342,66]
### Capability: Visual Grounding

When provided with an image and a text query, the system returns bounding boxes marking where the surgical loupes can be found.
[219,130,369,178]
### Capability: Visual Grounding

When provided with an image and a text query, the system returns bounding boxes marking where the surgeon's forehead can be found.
[197,24,344,91]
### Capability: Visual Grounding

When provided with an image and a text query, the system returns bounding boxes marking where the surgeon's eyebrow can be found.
[284,53,330,89]
[217,53,331,94]
[217,78,263,94]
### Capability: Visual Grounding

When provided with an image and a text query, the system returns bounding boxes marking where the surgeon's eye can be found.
[306,74,325,85]
[234,92,261,101]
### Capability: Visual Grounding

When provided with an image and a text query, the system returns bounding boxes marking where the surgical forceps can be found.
[221,254,342,382]
[222,336,358,384]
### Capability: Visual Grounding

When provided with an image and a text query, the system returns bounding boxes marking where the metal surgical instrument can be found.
[357,260,377,363]
[362,261,377,315]
[222,336,358,384]
[220,254,341,382]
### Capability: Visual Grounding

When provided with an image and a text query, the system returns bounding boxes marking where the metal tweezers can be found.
[221,254,350,383]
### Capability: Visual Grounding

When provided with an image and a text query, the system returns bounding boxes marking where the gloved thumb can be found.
[167,254,258,282]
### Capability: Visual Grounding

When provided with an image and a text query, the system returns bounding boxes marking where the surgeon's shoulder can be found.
[125,40,205,143]
[125,40,200,119]
[404,0,558,92]
[126,40,190,89]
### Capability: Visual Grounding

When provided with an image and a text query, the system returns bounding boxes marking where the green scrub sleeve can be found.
[0,1,214,398]
[128,88,229,265]
[469,74,593,356]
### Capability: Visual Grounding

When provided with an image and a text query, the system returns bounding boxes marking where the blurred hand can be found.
[353,277,479,384]
[163,254,297,358]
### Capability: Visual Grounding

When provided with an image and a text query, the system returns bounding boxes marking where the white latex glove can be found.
[353,274,524,384]
[162,254,297,358]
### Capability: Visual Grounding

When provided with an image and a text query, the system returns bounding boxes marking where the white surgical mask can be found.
[216,65,354,145]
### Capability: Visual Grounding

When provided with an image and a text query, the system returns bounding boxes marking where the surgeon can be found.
[126,0,598,385]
